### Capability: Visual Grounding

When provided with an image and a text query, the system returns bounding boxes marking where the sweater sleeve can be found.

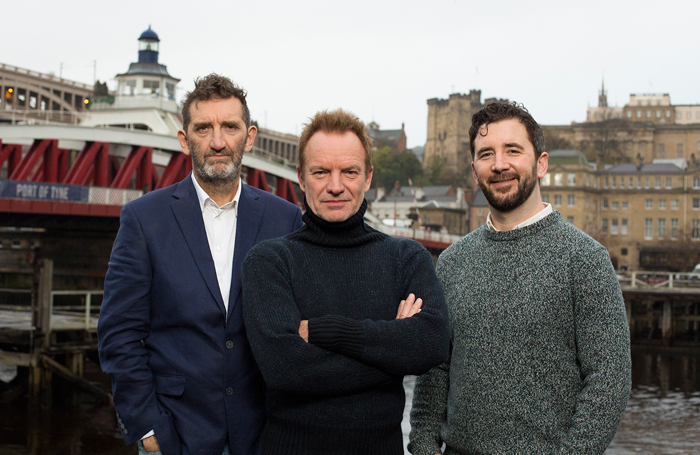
[306,245,450,376]
[242,248,395,395]
[407,353,451,455]
[558,245,631,454]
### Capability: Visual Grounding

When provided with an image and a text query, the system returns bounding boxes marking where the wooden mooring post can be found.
[29,258,53,399]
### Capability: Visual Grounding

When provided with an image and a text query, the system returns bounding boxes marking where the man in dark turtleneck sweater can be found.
[241,109,450,455]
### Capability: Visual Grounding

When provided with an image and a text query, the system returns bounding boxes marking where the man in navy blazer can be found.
[98,74,302,455]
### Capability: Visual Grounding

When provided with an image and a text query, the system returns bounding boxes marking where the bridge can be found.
[0,124,299,218]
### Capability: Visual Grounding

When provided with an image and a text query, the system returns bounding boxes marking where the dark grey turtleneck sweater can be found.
[242,199,449,455]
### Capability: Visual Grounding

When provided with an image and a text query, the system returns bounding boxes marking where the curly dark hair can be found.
[181,74,250,132]
[468,101,545,159]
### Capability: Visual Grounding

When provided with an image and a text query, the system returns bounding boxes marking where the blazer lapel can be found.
[170,176,227,318]
[228,184,264,320]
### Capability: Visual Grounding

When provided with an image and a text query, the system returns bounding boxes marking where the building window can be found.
[629,177,634,188]
[621,247,628,255]
[620,178,625,189]
[689,112,693,119]
[646,199,653,210]
[637,110,642,118]
[567,195,575,207]
[604,176,609,188]
[693,198,700,210]
[567,173,576,186]
[612,176,617,189]
[677,143,684,157]
[602,219,608,234]
[611,219,619,235]
[542,174,551,186]
[666,177,672,189]
[542,194,549,203]
[667,110,671,118]
[672,199,680,210]
[694,220,700,241]
[645,218,653,239]
[658,218,666,238]
[644,177,650,189]
[671,219,679,240]
[612,201,619,210]
[602,198,609,209]
[637,177,642,189]
[622,201,629,210]
[693,176,700,189]
[554,195,562,207]
[477,208,482,216]
[554,173,563,186]
[656,110,661,118]
[621,219,629,235]
[567,216,574,224]
[658,143,665,158]
[659,199,666,210]
[655,176,661,189]
[677,111,682,120]
[627,111,632,118]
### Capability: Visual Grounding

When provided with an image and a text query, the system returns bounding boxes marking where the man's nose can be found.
[326,172,344,194]
[209,128,227,151]
[492,151,510,172]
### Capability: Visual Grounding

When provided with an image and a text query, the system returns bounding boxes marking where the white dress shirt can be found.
[191,174,241,312]
[486,203,553,231]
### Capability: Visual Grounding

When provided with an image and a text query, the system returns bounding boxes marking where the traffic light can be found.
[84,97,90,109]
[5,87,13,101]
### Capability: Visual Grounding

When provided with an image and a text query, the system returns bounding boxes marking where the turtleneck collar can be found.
[297,197,384,247]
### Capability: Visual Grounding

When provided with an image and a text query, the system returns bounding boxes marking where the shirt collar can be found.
[486,203,552,231]
[190,173,242,212]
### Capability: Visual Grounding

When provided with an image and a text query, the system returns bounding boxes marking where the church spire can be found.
[598,77,608,108]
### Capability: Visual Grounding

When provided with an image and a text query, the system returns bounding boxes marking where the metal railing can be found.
[618,272,700,289]
[0,108,86,125]
[50,290,103,331]
[0,63,94,91]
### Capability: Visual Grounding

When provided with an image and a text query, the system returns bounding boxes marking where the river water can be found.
[0,347,698,454]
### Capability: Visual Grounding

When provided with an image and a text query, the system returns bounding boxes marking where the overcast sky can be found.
[3,0,698,148]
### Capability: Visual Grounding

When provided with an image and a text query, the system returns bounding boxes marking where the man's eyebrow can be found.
[192,121,212,129]
[504,142,525,149]
[476,146,494,156]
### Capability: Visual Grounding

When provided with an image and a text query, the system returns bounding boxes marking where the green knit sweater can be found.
[409,211,631,455]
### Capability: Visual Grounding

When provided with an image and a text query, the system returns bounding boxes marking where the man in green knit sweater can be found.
[409,102,631,455]
[242,109,450,454]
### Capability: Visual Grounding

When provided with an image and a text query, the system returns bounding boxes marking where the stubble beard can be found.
[189,138,245,189]
[478,163,538,212]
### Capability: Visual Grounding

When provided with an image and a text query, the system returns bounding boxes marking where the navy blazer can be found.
[98,176,302,455]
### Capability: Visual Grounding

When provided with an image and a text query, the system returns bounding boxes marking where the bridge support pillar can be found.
[625,300,633,333]
[662,300,673,344]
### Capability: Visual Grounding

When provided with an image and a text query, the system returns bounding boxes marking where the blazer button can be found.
[226,340,234,349]
[123,429,128,435]
[226,387,233,396]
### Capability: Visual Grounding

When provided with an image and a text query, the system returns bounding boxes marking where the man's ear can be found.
[297,165,306,193]
[178,130,191,156]
[537,152,549,179]
[244,125,258,153]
